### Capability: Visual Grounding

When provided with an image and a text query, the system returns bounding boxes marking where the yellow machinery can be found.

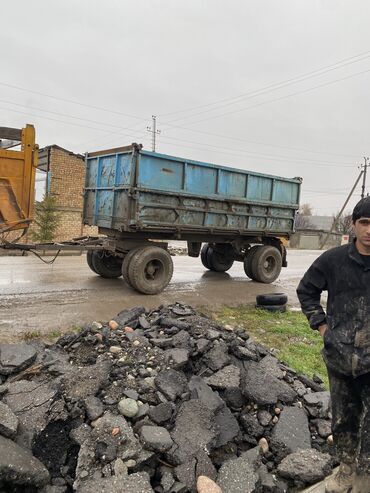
[0,124,38,237]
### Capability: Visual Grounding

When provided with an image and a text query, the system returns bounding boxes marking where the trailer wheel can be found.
[86,250,98,274]
[121,248,142,286]
[251,245,282,284]
[91,250,123,278]
[200,244,211,269]
[127,246,174,294]
[207,246,234,272]
[243,245,260,280]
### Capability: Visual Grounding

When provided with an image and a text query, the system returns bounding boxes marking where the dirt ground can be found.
[0,249,323,341]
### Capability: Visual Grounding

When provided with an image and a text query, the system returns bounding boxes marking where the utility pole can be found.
[320,168,364,249]
[361,156,369,198]
[147,115,161,152]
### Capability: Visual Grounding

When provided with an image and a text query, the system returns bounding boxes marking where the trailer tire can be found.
[251,245,282,284]
[256,293,288,306]
[207,246,234,272]
[256,303,287,313]
[91,250,123,278]
[243,245,260,280]
[122,248,142,286]
[127,246,174,294]
[86,250,98,274]
[200,244,211,269]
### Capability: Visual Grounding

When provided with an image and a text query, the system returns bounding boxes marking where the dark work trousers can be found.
[328,367,370,473]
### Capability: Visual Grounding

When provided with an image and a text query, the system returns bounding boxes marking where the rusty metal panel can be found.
[0,127,22,141]
[0,125,37,235]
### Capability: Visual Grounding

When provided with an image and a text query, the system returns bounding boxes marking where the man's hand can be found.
[319,324,328,337]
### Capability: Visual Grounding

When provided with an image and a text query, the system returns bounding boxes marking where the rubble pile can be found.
[0,303,334,492]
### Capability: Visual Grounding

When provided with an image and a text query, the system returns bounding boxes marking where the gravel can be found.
[0,302,335,492]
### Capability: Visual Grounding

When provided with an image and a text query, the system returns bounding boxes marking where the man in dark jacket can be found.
[297,197,370,493]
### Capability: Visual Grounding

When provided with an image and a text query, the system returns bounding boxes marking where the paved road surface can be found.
[0,249,323,341]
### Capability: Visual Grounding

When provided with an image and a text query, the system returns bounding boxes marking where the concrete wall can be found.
[290,230,341,249]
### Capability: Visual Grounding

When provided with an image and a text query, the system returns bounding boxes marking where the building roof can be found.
[38,145,84,171]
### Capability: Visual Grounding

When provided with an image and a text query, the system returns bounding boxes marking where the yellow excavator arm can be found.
[0,124,38,235]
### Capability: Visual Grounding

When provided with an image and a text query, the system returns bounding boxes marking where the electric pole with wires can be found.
[147,115,161,152]
[361,156,369,198]
[320,167,365,249]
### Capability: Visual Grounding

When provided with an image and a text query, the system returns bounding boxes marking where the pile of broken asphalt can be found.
[0,303,335,493]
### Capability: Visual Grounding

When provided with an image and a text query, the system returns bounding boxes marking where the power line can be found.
[1,50,369,160]
[0,81,148,122]
[77,126,358,170]
[0,76,369,162]
[152,137,357,169]
[74,117,360,168]
[86,112,359,162]
[81,114,360,160]
[161,66,370,128]
[0,98,147,134]
[1,83,360,160]
[303,191,352,195]
[2,100,362,174]
[162,57,370,125]
[91,122,357,167]
[159,48,370,119]
[154,133,355,166]
[2,98,357,167]
[156,121,360,159]
[0,105,149,144]
[77,120,149,149]
[305,187,352,191]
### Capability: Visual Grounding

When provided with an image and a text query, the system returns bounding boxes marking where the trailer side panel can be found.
[84,146,301,237]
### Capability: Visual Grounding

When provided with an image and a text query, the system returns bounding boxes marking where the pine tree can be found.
[31,195,60,242]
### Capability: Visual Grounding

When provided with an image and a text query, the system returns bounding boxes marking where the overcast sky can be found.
[2,0,370,213]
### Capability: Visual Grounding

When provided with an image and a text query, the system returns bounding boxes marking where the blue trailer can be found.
[83,144,301,294]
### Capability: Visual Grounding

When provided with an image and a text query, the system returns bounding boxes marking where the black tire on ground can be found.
[256,303,287,313]
[256,293,288,306]
[207,246,234,272]
[251,245,282,284]
[200,244,211,269]
[122,248,142,286]
[86,250,98,274]
[243,245,261,280]
[91,250,123,278]
[127,246,174,294]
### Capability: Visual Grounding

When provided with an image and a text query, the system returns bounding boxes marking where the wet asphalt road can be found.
[0,249,322,341]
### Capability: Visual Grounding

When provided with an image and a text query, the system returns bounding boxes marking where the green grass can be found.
[45,329,63,341]
[44,325,83,342]
[22,326,83,343]
[22,330,42,341]
[211,306,329,388]
[70,325,83,333]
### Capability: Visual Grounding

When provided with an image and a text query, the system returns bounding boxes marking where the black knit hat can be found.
[352,196,370,222]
